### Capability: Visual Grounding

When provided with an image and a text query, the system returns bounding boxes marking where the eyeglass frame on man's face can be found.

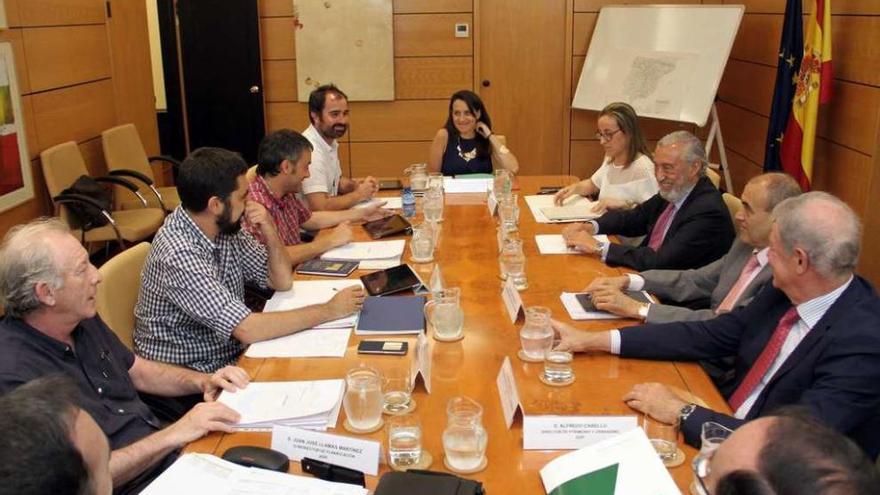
[595,128,622,142]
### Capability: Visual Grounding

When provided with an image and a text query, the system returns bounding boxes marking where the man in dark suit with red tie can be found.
[552,191,880,459]
[562,130,735,271]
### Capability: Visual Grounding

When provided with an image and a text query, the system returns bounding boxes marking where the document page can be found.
[244,328,351,358]
[218,380,344,425]
[536,234,609,255]
[321,240,406,260]
[525,195,595,223]
[263,280,363,329]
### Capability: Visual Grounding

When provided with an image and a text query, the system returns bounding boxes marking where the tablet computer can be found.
[362,214,412,239]
[360,264,423,296]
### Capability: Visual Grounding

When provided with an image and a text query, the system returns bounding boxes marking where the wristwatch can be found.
[594,240,608,255]
[678,403,697,426]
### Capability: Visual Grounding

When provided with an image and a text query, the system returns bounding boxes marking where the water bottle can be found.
[402,187,416,218]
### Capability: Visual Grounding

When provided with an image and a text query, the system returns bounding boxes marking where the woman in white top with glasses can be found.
[555,102,657,214]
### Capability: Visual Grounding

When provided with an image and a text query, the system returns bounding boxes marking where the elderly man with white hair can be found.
[563,130,735,271]
[553,192,880,459]
[0,218,249,494]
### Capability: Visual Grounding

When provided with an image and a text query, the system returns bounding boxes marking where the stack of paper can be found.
[353,197,403,210]
[560,291,651,320]
[218,380,344,431]
[443,176,493,193]
[525,195,598,223]
[321,240,406,270]
[536,234,609,255]
[540,428,679,495]
[142,453,368,495]
[244,328,351,358]
[264,280,363,329]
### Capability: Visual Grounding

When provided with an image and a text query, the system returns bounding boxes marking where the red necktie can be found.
[647,203,675,250]
[715,253,761,314]
[728,307,800,411]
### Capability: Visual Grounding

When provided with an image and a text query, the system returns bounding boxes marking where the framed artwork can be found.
[0,42,32,213]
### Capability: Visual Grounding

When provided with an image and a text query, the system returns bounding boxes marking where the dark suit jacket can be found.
[596,176,735,271]
[619,276,880,458]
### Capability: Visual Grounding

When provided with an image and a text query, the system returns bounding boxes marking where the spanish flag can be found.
[778,0,833,191]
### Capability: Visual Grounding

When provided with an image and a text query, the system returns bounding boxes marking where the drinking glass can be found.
[427,172,444,192]
[493,169,511,200]
[423,189,444,223]
[404,163,428,192]
[498,194,519,232]
[519,306,553,360]
[382,367,414,414]
[410,223,435,263]
[424,287,464,341]
[542,350,574,384]
[644,416,679,463]
[387,414,423,468]
[442,397,488,471]
[499,237,527,290]
[343,366,384,431]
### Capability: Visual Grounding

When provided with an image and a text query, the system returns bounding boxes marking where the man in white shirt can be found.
[552,192,880,458]
[301,84,378,211]
[583,172,802,323]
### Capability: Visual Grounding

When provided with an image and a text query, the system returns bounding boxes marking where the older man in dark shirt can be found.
[0,218,248,494]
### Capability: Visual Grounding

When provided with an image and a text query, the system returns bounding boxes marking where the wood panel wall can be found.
[706,0,880,284]
[0,0,159,238]
[260,0,474,177]
[261,0,880,283]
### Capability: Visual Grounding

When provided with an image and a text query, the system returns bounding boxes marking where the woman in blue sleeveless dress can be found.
[427,90,519,176]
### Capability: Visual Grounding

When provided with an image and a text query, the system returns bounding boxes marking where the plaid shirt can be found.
[244,175,312,245]
[134,207,269,372]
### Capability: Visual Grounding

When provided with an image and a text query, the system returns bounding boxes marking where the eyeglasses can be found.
[595,128,622,142]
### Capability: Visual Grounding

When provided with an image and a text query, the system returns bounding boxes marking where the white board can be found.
[295,0,394,101]
[572,5,744,126]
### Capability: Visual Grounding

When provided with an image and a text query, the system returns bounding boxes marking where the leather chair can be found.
[101,123,181,213]
[706,166,722,189]
[96,242,151,349]
[41,141,164,250]
[246,164,258,183]
[722,192,743,234]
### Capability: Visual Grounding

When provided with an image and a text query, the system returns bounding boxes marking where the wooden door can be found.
[477,0,567,175]
[177,0,265,163]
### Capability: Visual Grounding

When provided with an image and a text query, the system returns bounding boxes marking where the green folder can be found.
[549,463,619,495]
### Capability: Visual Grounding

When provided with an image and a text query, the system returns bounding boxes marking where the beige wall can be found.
[0,0,159,237]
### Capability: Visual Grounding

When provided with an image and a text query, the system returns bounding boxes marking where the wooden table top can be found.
[184,175,729,493]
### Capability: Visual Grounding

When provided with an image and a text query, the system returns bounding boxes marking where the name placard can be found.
[487,192,499,216]
[412,332,432,393]
[271,426,381,475]
[496,356,524,429]
[522,415,639,450]
[501,277,524,324]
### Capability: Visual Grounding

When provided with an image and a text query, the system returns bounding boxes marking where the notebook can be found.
[575,291,651,312]
[540,204,600,221]
[295,259,359,277]
[355,296,426,335]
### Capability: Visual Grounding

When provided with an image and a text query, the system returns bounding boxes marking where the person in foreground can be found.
[700,410,880,494]
[244,129,389,265]
[562,130,734,271]
[135,147,364,373]
[0,218,247,494]
[584,172,801,323]
[554,102,657,219]
[301,84,378,211]
[427,90,519,176]
[553,192,880,458]
[0,375,111,495]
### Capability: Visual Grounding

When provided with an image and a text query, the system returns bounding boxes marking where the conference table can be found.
[185,175,730,493]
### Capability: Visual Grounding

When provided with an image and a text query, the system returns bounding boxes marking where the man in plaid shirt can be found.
[134,148,364,372]
[244,129,388,264]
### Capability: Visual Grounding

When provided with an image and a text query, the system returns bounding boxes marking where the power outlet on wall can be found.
[455,23,469,38]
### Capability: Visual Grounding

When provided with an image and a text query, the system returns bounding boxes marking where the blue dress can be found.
[441,135,492,176]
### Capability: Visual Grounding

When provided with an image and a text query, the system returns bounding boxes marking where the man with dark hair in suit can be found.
[562,130,735,271]
[584,172,802,323]
[553,192,880,458]
[698,410,880,494]
[0,375,112,495]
